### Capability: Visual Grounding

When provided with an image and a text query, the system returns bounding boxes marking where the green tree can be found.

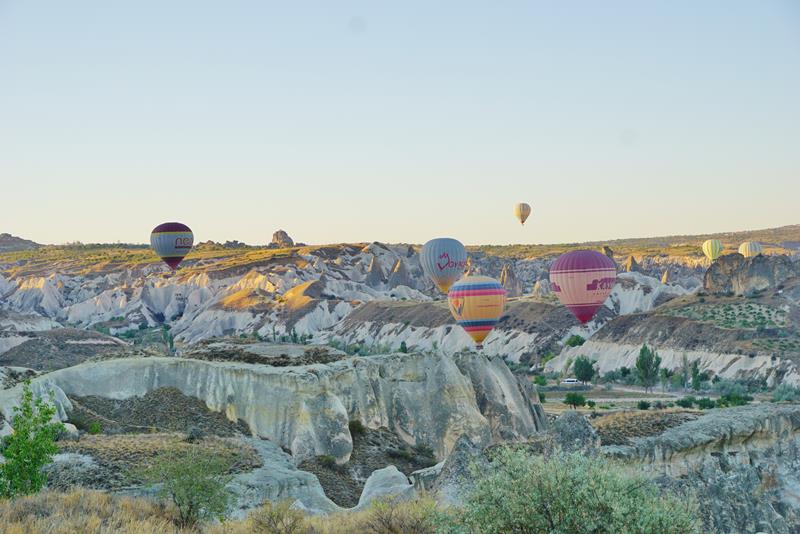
[452,448,701,534]
[399,341,408,353]
[136,447,233,527]
[635,344,661,393]
[0,381,64,498]
[690,361,702,391]
[573,356,595,384]
[659,368,673,392]
[564,392,586,409]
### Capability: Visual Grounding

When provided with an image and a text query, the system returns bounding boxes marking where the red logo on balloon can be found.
[437,252,467,271]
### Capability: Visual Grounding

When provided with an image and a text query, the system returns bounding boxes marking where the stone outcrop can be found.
[386,259,412,289]
[7,351,545,464]
[704,253,798,296]
[355,466,415,510]
[0,233,40,252]
[270,230,294,248]
[499,264,524,297]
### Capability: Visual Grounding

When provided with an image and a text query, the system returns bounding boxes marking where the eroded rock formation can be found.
[3,351,546,464]
[704,253,798,296]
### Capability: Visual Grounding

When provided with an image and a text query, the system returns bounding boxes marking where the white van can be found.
[561,378,580,385]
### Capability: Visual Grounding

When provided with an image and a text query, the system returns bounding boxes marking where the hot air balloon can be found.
[150,222,194,270]
[513,203,531,225]
[420,238,468,293]
[702,239,723,262]
[448,276,506,347]
[738,241,763,258]
[550,250,617,324]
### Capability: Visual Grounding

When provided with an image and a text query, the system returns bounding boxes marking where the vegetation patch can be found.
[660,302,787,330]
[592,410,700,446]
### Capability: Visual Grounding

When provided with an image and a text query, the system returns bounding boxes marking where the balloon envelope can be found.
[420,238,468,293]
[513,203,532,225]
[550,250,617,324]
[738,241,762,258]
[448,276,506,345]
[702,239,723,261]
[150,222,194,270]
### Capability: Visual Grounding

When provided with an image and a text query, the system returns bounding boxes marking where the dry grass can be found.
[211,496,441,534]
[0,490,442,534]
[0,489,187,534]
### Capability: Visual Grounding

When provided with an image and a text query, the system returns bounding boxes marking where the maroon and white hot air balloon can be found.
[150,222,194,270]
[549,250,617,324]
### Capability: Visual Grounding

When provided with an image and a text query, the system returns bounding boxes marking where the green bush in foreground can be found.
[0,381,64,498]
[449,449,701,534]
[136,447,233,527]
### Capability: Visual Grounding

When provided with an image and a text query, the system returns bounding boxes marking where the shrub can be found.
[136,447,233,527]
[88,422,102,435]
[586,400,596,409]
[318,454,337,468]
[675,396,696,409]
[538,392,546,403]
[637,400,651,410]
[399,341,408,353]
[696,397,716,410]
[564,393,586,409]
[533,375,547,387]
[348,420,366,436]
[0,381,64,498]
[247,500,307,534]
[772,383,800,402]
[451,449,701,534]
[565,335,585,347]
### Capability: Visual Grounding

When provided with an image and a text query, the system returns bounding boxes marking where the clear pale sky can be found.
[1,1,798,246]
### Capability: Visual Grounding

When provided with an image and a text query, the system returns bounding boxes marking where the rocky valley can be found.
[1,225,800,532]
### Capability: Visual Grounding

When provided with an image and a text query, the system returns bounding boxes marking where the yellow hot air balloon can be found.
[513,203,531,225]
[447,276,506,347]
[739,241,763,258]
[702,239,723,262]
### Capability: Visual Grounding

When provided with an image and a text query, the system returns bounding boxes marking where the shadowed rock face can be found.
[704,253,798,296]
[387,259,412,289]
[6,351,545,464]
[499,264,524,297]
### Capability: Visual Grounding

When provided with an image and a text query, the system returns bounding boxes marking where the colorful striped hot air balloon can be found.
[150,222,194,270]
[738,241,763,258]
[513,203,532,225]
[420,238,468,293]
[448,276,506,347]
[550,250,617,324]
[702,239,723,262]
